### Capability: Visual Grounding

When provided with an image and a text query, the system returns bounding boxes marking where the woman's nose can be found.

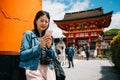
[42,21,46,24]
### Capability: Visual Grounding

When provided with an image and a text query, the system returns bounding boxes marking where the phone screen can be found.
[45,30,53,36]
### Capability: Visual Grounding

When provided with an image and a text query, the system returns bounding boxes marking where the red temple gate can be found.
[54,7,113,56]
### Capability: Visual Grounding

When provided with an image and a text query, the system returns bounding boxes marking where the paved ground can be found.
[62,59,120,80]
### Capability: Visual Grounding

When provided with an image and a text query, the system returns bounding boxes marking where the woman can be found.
[19,10,56,80]
[60,46,66,66]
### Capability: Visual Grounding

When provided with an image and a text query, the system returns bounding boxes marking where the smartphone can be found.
[45,30,53,36]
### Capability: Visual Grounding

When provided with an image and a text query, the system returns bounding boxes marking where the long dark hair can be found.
[33,10,50,37]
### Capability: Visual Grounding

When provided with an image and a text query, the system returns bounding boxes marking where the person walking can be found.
[65,44,74,68]
[80,48,86,60]
[77,45,83,59]
[84,44,90,60]
[19,10,56,80]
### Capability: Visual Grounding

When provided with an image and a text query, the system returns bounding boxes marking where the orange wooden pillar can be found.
[0,1,42,79]
[97,42,102,56]
[0,0,42,52]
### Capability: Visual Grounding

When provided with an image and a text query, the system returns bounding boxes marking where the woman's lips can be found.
[41,26,45,28]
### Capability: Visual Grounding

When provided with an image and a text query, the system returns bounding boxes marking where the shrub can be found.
[110,31,120,73]
[103,51,112,59]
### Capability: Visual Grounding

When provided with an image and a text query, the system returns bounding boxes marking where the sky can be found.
[42,0,120,38]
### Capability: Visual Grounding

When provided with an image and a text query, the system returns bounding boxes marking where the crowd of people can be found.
[55,43,75,68]
[55,42,91,69]
[77,44,90,60]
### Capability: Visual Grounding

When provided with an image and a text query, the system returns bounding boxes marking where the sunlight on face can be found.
[36,15,49,33]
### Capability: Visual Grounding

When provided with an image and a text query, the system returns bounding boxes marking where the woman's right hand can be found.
[40,36,47,48]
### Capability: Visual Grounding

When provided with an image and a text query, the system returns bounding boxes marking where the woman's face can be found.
[36,15,49,33]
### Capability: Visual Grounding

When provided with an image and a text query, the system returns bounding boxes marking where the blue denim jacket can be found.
[19,30,56,70]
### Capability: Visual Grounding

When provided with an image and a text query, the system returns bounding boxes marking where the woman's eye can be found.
[40,20,48,24]
[40,20,44,22]
[45,21,48,23]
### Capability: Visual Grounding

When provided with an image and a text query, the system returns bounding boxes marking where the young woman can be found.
[19,10,56,80]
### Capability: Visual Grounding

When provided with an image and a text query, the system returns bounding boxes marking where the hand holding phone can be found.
[45,30,53,48]
[40,30,53,48]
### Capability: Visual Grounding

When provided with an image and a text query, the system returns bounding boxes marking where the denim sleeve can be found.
[20,31,42,61]
[47,43,57,60]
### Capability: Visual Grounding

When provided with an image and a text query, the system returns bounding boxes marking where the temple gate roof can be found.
[64,7,103,20]
[54,7,113,31]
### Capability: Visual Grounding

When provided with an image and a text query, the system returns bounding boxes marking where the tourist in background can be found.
[65,44,74,68]
[84,44,90,60]
[80,48,86,60]
[60,46,66,66]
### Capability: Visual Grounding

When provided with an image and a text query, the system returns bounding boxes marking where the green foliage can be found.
[104,28,120,35]
[102,51,112,59]
[110,31,120,73]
